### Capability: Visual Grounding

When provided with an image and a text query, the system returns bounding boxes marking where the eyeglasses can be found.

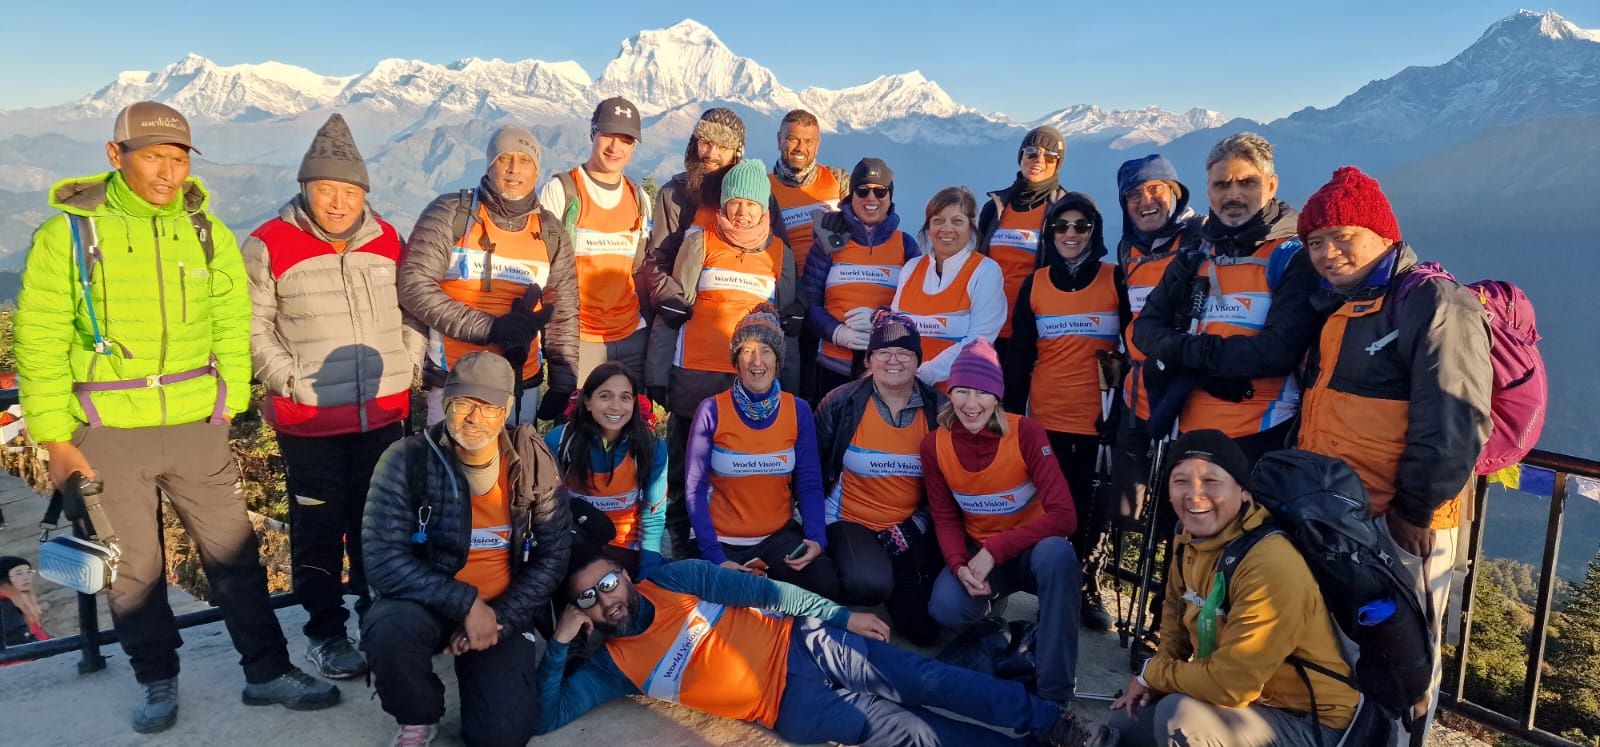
[871,348,915,362]
[1126,183,1172,202]
[1021,146,1062,162]
[1051,220,1094,234]
[854,186,890,199]
[447,399,508,419]
[573,571,622,609]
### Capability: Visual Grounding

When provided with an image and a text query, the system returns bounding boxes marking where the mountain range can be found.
[0,10,1596,468]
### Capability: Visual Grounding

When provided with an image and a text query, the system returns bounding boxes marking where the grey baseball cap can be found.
[443,352,516,405]
[113,101,201,154]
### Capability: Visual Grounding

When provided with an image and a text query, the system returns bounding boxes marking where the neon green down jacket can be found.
[16,171,251,442]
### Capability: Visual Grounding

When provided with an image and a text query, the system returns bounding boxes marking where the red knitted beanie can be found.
[1297,166,1401,242]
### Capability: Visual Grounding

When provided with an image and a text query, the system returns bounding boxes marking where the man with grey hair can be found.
[361,351,573,747]
[1131,132,1319,464]
[400,125,579,426]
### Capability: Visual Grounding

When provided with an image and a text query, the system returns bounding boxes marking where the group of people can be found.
[10,92,1493,747]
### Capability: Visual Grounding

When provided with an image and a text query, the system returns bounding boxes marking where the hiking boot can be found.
[1037,710,1118,747]
[131,677,179,734]
[241,667,341,710]
[391,724,438,747]
[1081,589,1113,632]
[306,634,368,679]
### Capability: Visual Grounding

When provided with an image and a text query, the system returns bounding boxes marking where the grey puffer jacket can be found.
[363,423,573,633]
[398,186,579,394]
[244,199,425,437]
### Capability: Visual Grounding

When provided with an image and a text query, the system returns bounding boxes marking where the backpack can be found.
[1393,261,1547,474]
[1191,450,1433,741]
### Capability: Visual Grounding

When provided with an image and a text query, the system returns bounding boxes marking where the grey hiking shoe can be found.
[306,634,368,679]
[391,724,438,747]
[241,667,341,710]
[132,677,179,734]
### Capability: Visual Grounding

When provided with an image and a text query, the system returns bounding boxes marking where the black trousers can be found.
[77,421,291,685]
[1046,430,1111,588]
[721,521,842,601]
[814,362,863,404]
[825,520,941,646]
[665,415,698,560]
[361,598,540,747]
[278,423,402,640]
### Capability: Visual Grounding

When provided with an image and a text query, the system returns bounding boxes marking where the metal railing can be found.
[1440,448,1600,747]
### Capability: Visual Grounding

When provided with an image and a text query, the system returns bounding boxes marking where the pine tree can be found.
[1543,551,1600,739]
[640,175,659,200]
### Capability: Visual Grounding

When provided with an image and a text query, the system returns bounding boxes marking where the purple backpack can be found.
[1395,262,1547,475]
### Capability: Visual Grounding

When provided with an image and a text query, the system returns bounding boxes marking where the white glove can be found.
[833,325,870,351]
[916,361,940,386]
[843,306,875,333]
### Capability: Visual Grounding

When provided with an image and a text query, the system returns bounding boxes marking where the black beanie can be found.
[867,308,921,362]
[1165,429,1252,489]
[851,158,894,190]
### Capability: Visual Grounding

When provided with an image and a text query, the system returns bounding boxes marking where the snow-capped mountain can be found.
[1030,105,1229,150]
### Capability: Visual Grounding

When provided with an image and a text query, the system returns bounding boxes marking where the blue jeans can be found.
[774,620,1060,746]
[927,536,1082,701]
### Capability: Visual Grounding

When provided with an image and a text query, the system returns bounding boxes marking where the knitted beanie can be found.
[730,303,785,366]
[947,340,1004,398]
[1297,166,1401,242]
[694,107,746,155]
[1019,126,1066,161]
[1165,429,1252,490]
[298,114,369,191]
[721,158,771,208]
[486,125,541,171]
[851,157,894,190]
[867,308,922,361]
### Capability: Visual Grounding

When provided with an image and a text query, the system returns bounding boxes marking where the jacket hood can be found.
[836,196,903,246]
[50,171,210,219]
[1036,191,1108,271]
[277,196,385,247]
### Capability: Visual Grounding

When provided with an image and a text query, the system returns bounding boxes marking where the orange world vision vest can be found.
[1121,238,1184,421]
[828,399,928,531]
[770,169,841,272]
[453,466,512,601]
[986,203,1046,338]
[934,413,1043,544]
[567,449,647,549]
[897,254,980,383]
[708,391,799,543]
[820,234,904,366]
[1027,263,1121,435]
[568,169,646,344]
[1297,293,1463,530]
[605,581,793,727]
[431,202,550,380]
[1180,238,1302,438]
[675,230,783,374]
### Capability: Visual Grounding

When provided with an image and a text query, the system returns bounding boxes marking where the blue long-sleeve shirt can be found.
[802,201,920,340]
[684,391,827,563]
[535,559,852,735]
[545,424,668,575]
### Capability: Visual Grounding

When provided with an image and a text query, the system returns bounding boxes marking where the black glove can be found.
[513,284,555,332]
[817,210,850,249]
[782,313,805,337]
[537,388,572,423]
[1094,411,1119,446]
[489,309,539,352]
[659,299,693,329]
[1199,375,1254,403]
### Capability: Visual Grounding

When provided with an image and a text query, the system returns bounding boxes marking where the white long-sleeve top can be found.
[890,244,1006,386]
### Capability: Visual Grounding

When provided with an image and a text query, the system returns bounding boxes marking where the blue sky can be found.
[2,1,1595,122]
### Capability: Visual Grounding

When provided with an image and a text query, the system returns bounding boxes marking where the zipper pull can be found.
[412,506,432,545]
[522,532,534,563]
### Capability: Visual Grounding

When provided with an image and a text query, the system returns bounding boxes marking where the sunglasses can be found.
[573,571,622,609]
[1051,220,1094,234]
[854,186,890,199]
[1021,146,1062,162]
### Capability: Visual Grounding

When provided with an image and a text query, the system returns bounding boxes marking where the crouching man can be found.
[539,548,1115,746]
[360,352,572,747]
[1109,430,1357,746]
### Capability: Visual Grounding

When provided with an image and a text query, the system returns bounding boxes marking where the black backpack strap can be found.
[1216,524,1280,616]
[189,211,215,264]
[450,188,478,245]
[405,435,437,556]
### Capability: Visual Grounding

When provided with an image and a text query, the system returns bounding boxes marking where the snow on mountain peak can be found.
[1029,104,1227,149]
[596,18,790,112]
[1486,9,1600,44]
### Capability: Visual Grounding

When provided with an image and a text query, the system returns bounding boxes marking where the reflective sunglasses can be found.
[854,186,890,199]
[1021,146,1062,162]
[1051,220,1095,234]
[573,571,622,609]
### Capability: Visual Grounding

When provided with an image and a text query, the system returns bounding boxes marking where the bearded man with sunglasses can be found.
[977,126,1070,359]
[360,352,572,747]
[536,547,1112,746]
